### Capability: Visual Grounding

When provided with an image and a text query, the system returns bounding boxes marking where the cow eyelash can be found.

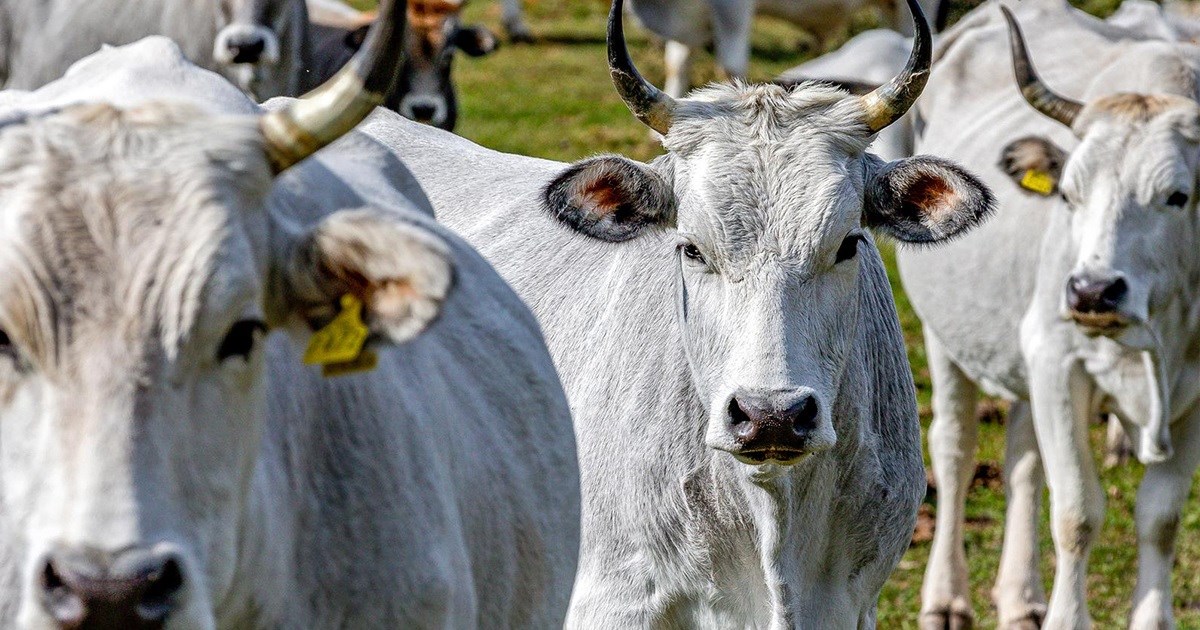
[835,234,864,264]
[217,320,267,362]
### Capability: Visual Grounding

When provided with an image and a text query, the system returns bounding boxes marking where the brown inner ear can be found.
[903,172,960,222]
[581,174,627,219]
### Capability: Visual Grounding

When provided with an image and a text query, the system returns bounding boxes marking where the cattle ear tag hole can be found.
[1020,169,1055,196]
[303,294,378,377]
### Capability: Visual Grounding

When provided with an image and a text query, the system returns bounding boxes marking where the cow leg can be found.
[664,41,692,99]
[919,329,978,630]
[1130,409,1200,629]
[1103,414,1133,469]
[992,400,1047,629]
[500,0,533,43]
[708,0,752,81]
[1028,355,1100,630]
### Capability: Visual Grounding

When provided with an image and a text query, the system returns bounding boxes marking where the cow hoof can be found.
[1003,615,1043,630]
[919,610,973,630]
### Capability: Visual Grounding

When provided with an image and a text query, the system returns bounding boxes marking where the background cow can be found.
[898,0,1200,627]
[306,0,499,130]
[368,0,994,625]
[0,0,309,97]
[628,0,941,98]
[0,0,580,626]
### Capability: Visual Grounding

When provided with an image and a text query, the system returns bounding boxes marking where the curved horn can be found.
[1001,6,1082,129]
[260,0,405,173]
[859,0,932,132]
[608,0,676,134]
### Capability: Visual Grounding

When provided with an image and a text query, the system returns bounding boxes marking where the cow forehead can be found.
[0,102,270,368]
[666,83,870,260]
[1069,98,1200,198]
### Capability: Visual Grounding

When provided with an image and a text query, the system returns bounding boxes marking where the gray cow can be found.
[370,0,993,625]
[0,0,580,626]
[0,0,310,97]
[899,0,1200,627]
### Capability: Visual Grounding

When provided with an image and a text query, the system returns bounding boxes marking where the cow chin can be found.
[1067,311,1154,349]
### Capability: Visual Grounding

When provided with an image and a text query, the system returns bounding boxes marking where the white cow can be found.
[899,0,1200,627]
[0,0,580,627]
[369,0,994,626]
[629,0,941,98]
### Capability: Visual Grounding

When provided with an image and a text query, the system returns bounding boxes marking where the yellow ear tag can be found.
[303,294,376,376]
[1020,169,1055,196]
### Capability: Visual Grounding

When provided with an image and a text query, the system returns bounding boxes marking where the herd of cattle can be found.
[0,0,1197,626]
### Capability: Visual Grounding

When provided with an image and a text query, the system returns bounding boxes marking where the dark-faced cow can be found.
[0,0,580,627]
[306,0,498,130]
[897,0,1200,627]
[366,0,994,626]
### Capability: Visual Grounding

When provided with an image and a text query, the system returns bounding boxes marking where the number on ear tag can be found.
[304,294,374,376]
[1020,169,1055,196]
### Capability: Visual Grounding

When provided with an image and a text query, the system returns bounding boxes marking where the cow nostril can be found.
[138,557,184,620]
[1100,277,1128,307]
[728,398,754,437]
[788,396,818,435]
[39,558,84,624]
[228,38,266,64]
[410,103,438,121]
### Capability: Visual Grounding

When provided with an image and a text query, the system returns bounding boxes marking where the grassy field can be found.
[396,0,1199,625]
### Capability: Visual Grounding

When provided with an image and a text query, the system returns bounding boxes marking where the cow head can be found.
[544,0,992,468]
[0,1,453,628]
[214,0,282,65]
[390,0,497,130]
[1000,7,1200,352]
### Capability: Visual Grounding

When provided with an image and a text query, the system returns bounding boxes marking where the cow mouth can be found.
[732,448,810,466]
[1067,310,1132,335]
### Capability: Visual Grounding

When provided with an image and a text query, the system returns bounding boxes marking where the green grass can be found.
[426,0,1200,625]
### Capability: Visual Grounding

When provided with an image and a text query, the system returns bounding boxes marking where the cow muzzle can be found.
[213,25,281,66]
[399,95,450,129]
[718,389,834,466]
[36,546,186,630]
[1064,271,1134,334]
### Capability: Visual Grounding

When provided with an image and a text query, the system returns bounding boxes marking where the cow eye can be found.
[682,243,707,264]
[0,329,13,360]
[836,234,863,264]
[1167,191,1189,208]
[218,320,267,362]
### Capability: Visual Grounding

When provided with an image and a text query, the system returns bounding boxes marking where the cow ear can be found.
[277,208,454,345]
[997,136,1069,197]
[543,155,676,242]
[864,155,995,243]
[453,25,499,57]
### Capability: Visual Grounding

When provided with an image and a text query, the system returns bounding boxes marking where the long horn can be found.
[1001,6,1082,129]
[859,0,931,132]
[260,0,405,173]
[608,0,676,135]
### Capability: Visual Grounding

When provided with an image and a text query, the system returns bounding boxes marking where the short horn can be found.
[608,0,675,134]
[859,0,931,132]
[260,0,405,172]
[1001,6,1082,129]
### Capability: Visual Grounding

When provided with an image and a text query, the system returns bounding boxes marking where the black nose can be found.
[40,549,184,629]
[410,103,438,121]
[226,35,266,64]
[728,392,819,456]
[1066,273,1128,314]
